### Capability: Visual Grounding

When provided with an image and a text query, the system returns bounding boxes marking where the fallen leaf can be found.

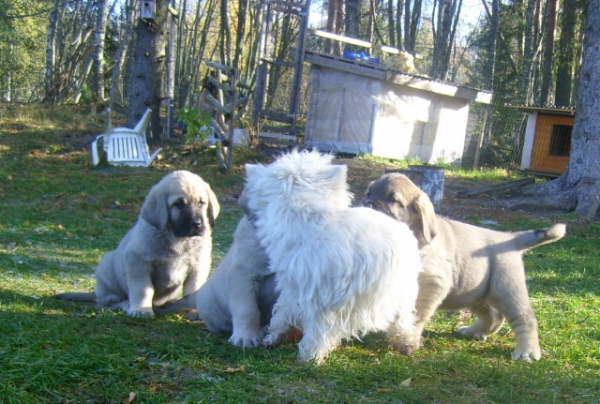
[122,391,136,404]
[400,377,411,388]
[223,365,245,374]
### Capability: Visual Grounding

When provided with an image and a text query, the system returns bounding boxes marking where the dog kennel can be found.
[303,53,492,164]
[507,105,575,176]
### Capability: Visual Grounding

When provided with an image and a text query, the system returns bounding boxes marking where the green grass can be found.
[0,104,599,403]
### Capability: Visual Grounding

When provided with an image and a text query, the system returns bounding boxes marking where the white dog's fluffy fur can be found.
[241,150,422,363]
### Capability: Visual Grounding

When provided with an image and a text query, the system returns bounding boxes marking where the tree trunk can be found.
[44,0,60,102]
[92,0,109,103]
[539,0,556,105]
[521,0,541,105]
[233,0,249,72]
[325,0,340,53]
[404,0,422,54]
[430,0,462,80]
[501,0,600,219]
[220,0,232,65]
[127,0,169,142]
[395,0,404,50]
[387,0,396,48]
[110,0,136,107]
[554,0,577,107]
[345,0,362,52]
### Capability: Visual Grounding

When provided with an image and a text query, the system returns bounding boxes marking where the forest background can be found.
[0,0,589,169]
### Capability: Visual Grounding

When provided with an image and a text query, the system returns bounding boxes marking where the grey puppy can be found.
[364,173,566,360]
[55,170,220,317]
[155,215,277,347]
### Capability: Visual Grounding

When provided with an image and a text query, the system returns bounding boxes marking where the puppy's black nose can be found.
[190,219,202,229]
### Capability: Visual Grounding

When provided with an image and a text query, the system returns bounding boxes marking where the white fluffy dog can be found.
[240,150,422,363]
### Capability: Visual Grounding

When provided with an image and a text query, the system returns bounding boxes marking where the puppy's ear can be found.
[141,188,169,231]
[411,192,438,246]
[206,187,220,228]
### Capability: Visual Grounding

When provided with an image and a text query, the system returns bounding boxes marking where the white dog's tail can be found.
[514,223,566,251]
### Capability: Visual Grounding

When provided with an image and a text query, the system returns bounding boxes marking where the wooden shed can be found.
[303,51,492,164]
[508,105,575,176]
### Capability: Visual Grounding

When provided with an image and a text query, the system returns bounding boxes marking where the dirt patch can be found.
[338,157,565,224]
[232,145,563,223]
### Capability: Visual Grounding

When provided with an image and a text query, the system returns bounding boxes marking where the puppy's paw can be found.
[184,310,200,321]
[456,326,488,341]
[389,332,421,356]
[128,308,155,318]
[229,335,262,348]
[262,332,284,347]
[393,342,417,356]
[511,347,541,361]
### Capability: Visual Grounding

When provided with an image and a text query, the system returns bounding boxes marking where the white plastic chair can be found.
[91,108,163,167]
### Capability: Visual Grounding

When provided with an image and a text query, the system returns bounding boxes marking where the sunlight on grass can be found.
[1,104,599,403]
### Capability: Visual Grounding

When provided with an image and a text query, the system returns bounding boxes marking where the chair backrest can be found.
[105,132,151,167]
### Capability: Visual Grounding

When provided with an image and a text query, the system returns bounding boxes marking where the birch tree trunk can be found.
[44,0,60,101]
[92,0,109,103]
[110,0,136,107]
[220,0,232,65]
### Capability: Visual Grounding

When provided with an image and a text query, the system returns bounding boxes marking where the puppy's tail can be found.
[514,223,567,251]
[154,293,197,316]
[54,292,96,302]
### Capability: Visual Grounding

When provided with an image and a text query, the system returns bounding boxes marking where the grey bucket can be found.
[408,165,445,212]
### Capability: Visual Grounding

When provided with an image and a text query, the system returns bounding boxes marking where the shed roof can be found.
[504,104,576,116]
[304,51,492,104]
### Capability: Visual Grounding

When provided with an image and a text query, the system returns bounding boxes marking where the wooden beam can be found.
[204,60,235,75]
[309,29,401,55]
[207,76,232,94]
[206,93,229,116]
[456,178,536,198]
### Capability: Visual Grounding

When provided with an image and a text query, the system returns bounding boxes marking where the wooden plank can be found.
[259,110,295,124]
[204,60,234,74]
[206,93,229,116]
[456,178,536,198]
[309,29,401,55]
[304,52,384,80]
[261,124,299,133]
[258,132,297,141]
[207,76,232,94]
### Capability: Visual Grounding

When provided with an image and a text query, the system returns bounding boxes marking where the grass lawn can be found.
[0,104,599,403]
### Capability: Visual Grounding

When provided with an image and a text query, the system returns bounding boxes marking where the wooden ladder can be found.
[253,0,311,145]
